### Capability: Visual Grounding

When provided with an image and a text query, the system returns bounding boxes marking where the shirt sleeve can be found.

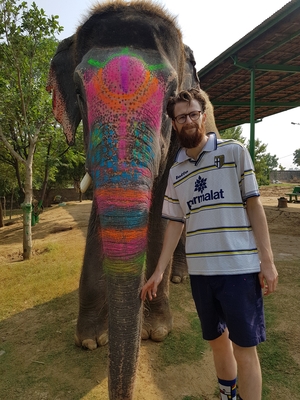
[162,173,185,223]
[237,144,260,201]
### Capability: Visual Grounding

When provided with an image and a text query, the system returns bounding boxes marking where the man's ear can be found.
[172,120,177,131]
[202,112,207,124]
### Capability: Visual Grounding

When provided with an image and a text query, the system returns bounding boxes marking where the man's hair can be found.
[166,88,206,119]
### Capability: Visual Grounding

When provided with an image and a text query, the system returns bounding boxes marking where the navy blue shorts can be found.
[190,273,266,347]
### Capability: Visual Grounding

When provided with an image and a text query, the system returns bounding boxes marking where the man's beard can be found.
[177,121,206,149]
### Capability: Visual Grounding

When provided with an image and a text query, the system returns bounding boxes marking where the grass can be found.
[0,216,299,399]
[259,259,300,399]
[0,241,83,320]
[158,283,208,368]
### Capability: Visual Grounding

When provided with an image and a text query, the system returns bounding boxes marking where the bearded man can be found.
[141,88,278,400]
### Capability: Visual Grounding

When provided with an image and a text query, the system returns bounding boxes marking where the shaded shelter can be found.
[198,0,300,160]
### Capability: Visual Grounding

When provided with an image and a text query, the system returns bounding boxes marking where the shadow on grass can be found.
[0,289,109,400]
[0,281,214,400]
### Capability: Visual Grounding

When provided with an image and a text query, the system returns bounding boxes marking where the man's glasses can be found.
[173,111,202,124]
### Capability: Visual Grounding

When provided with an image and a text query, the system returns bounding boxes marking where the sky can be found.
[30,0,299,169]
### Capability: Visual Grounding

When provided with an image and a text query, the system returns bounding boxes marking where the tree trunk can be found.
[40,141,52,205]
[2,196,6,218]
[22,202,32,259]
[22,148,35,260]
[10,190,14,220]
[0,200,3,228]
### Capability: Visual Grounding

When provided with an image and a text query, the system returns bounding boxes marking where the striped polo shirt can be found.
[162,132,261,275]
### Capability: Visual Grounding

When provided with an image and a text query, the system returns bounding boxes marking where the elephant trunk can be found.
[96,188,150,399]
[107,275,142,400]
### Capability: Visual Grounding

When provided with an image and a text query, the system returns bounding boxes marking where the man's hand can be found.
[246,196,278,295]
[141,220,184,301]
[141,270,164,301]
[259,261,278,295]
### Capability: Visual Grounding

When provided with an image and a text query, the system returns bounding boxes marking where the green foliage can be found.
[0,147,21,195]
[220,126,278,185]
[293,148,300,166]
[0,0,62,123]
[0,0,63,195]
[248,139,278,185]
[220,126,246,144]
[33,124,86,191]
[51,125,86,188]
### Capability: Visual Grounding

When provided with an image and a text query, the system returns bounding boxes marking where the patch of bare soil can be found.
[0,188,300,399]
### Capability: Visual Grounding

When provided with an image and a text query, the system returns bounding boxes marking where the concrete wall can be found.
[33,187,93,207]
[270,170,300,183]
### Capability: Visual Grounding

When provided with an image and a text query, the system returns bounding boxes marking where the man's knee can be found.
[209,329,232,351]
[232,344,259,366]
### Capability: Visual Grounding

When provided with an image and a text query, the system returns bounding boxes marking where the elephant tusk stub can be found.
[80,172,92,193]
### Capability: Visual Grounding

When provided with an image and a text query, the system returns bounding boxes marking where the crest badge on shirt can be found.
[214,155,225,169]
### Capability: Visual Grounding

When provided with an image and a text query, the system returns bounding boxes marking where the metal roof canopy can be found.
[198,0,300,160]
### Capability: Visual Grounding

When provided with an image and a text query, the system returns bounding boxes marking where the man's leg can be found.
[209,328,237,380]
[209,328,238,399]
[232,343,262,400]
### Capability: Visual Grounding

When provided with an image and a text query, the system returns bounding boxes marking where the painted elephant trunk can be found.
[95,186,151,399]
[107,275,143,399]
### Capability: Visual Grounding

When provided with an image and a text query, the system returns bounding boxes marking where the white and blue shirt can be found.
[162,133,261,275]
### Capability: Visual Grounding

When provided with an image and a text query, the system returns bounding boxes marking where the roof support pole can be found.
[250,68,256,162]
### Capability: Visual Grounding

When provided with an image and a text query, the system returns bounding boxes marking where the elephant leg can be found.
[75,199,108,350]
[142,216,173,342]
[170,233,189,283]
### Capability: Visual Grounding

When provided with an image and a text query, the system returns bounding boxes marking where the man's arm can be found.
[141,219,184,301]
[246,196,278,295]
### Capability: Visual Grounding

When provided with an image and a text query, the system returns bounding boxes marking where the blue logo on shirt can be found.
[194,176,207,193]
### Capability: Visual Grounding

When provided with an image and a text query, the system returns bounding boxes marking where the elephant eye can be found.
[76,90,87,121]
[76,90,84,103]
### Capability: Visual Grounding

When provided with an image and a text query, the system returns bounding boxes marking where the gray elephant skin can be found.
[46,1,218,399]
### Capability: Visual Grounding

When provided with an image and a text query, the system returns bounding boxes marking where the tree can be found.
[220,126,278,185]
[0,133,25,214]
[0,0,62,259]
[293,149,300,166]
[51,128,86,191]
[220,126,246,144]
[33,124,86,205]
[0,153,20,221]
[247,139,278,185]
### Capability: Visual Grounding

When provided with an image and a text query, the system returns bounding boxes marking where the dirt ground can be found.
[1,185,300,399]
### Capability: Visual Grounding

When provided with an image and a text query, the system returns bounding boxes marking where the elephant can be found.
[46,1,218,399]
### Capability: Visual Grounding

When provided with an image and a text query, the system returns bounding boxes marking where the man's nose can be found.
[185,114,193,123]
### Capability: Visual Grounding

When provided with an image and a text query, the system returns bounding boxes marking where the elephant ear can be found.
[46,35,81,145]
[183,44,200,90]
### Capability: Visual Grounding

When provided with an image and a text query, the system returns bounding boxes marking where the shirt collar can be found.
[176,132,218,163]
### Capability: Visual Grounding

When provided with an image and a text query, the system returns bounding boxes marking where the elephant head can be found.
[47,2,214,399]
